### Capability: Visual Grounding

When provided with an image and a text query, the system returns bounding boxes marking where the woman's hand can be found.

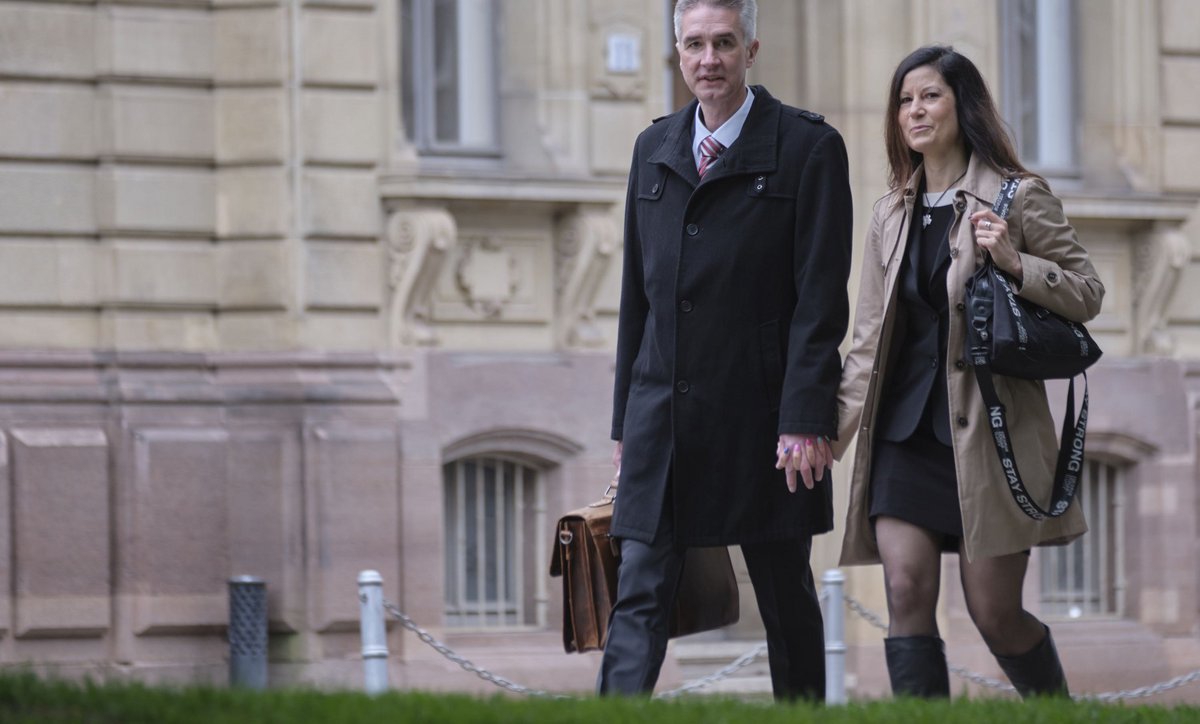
[970,210,1023,283]
[775,434,831,492]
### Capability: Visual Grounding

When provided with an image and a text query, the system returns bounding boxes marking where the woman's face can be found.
[898,64,961,159]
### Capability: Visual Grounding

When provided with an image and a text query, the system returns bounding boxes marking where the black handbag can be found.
[963,177,1102,520]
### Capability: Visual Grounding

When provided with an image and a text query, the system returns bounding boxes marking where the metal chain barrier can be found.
[377,587,1200,702]
[381,599,769,698]
[841,593,1200,700]
[383,600,568,699]
[652,588,832,697]
[1083,670,1200,702]
[656,643,769,698]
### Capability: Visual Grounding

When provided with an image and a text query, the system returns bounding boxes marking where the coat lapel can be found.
[647,100,701,187]
[957,153,1003,217]
[699,86,780,183]
[645,86,782,186]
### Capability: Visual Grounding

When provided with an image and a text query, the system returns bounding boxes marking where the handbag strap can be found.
[975,176,1021,270]
[973,366,1088,519]
[992,176,1021,220]
[973,174,1084,519]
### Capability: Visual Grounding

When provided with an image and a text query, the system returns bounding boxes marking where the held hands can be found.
[970,210,1023,282]
[619,436,831,492]
[775,434,832,492]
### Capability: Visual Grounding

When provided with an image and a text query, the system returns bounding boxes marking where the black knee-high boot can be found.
[884,636,950,698]
[994,625,1069,698]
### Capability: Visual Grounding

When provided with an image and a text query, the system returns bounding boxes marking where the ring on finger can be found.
[982,220,992,230]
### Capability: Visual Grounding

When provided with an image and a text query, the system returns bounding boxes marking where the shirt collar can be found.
[692,86,756,165]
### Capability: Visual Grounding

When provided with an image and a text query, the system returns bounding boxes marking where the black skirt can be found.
[868,419,963,548]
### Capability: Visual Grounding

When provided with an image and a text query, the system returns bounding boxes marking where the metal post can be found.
[822,568,847,704]
[228,575,268,689]
[358,570,389,694]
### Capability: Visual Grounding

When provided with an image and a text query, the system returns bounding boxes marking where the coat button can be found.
[954,200,966,212]
[651,183,660,194]
[955,358,966,370]
[1047,271,1059,282]
[755,176,766,191]
[956,301,965,312]
[929,357,938,370]
[676,380,690,394]
[686,223,699,236]
[956,416,969,428]
[680,300,694,312]
[950,248,959,258]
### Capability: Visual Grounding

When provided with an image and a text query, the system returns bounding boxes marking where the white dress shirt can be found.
[691,86,756,170]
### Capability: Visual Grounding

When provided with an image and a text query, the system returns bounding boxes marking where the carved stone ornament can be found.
[454,236,520,319]
[1133,228,1189,356]
[555,209,618,347]
[385,207,457,347]
[589,22,646,101]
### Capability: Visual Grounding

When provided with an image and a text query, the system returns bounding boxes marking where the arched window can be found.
[442,455,545,629]
[1038,458,1124,618]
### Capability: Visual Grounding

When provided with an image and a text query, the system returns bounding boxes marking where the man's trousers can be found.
[595,528,825,701]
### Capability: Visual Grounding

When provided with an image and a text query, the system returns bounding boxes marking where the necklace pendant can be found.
[922,212,932,229]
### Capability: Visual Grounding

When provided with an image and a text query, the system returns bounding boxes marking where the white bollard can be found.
[822,568,847,704]
[358,570,389,695]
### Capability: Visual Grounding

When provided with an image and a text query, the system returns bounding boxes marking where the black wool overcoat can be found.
[610,86,854,546]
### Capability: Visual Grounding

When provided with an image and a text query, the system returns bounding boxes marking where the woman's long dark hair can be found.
[884,45,1028,190]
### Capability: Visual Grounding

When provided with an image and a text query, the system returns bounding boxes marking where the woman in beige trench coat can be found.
[832,46,1104,699]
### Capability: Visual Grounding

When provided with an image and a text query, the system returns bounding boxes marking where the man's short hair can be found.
[673,0,757,44]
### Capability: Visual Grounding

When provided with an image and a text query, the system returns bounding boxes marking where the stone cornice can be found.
[379,172,625,206]
[0,350,411,405]
[1058,191,1199,222]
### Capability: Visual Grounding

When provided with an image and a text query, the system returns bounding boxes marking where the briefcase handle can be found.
[589,472,619,508]
[603,473,618,499]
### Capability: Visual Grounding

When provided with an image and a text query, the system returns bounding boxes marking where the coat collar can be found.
[957,152,1004,208]
[902,153,1004,209]
[647,85,781,186]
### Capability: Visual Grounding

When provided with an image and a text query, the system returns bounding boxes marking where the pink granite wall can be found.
[0,349,616,692]
[0,351,409,684]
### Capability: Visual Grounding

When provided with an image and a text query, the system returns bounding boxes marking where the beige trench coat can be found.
[834,154,1105,565]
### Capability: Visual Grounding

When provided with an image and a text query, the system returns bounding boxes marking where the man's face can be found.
[677,4,758,108]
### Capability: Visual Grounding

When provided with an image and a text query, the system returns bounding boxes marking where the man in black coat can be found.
[598,0,853,701]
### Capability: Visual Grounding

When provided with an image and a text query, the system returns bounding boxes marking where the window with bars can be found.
[1038,459,1123,618]
[400,0,499,155]
[999,0,1078,174]
[443,456,546,629]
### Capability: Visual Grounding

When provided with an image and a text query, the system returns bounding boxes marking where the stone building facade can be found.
[0,0,1199,701]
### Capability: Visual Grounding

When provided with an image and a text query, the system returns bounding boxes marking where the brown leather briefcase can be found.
[549,479,740,653]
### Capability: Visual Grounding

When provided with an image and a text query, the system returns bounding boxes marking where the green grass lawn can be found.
[3,672,1200,723]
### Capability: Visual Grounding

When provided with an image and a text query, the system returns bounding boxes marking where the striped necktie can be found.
[698,134,725,179]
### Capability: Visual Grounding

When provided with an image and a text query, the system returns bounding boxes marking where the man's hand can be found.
[774,434,831,492]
